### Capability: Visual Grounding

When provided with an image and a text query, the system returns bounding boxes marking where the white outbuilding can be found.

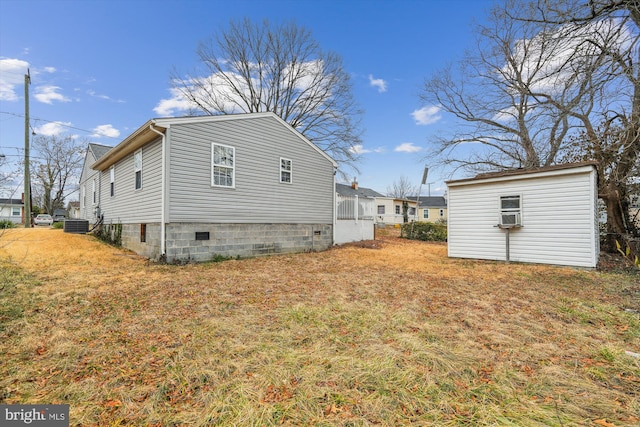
[446,162,599,268]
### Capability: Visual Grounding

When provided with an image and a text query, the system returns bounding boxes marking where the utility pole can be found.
[24,69,31,228]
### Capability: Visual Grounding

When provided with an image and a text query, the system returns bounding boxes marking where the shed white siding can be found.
[447,165,599,268]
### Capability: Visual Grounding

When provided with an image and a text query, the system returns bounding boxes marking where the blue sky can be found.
[0,0,495,199]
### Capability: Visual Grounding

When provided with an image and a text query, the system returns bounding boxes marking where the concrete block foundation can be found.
[121,222,333,262]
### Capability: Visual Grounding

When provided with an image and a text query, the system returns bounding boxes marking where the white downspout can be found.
[332,168,337,245]
[149,123,166,257]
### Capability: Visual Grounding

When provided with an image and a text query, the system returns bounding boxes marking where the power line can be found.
[0,111,121,139]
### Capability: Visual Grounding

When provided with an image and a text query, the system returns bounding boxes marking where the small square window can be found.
[280,158,292,183]
[377,205,385,215]
[499,195,522,225]
[11,207,20,216]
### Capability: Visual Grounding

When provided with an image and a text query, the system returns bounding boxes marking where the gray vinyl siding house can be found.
[446,162,600,268]
[79,112,337,261]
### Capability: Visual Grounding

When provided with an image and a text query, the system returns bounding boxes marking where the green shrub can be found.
[0,220,15,229]
[52,221,64,229]
[401,221,448,242]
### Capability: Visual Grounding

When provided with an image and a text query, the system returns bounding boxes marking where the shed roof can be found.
[446,161,599,187]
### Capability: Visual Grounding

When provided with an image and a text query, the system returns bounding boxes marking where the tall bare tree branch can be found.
[169,18,364,175]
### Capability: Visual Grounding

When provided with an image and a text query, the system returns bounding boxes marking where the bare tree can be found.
[420,0,639,247]
[387,176,419,199]
[514,0,640,245]
[31,134,85,214]
[170,18,363,174]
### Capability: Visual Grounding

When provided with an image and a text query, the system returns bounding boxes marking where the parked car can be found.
[34,214,53,226]
[53,208,67,221]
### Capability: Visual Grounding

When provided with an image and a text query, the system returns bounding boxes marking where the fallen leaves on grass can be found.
[0,228,639,426]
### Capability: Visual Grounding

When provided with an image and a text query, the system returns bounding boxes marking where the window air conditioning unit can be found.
[500,212,521,226]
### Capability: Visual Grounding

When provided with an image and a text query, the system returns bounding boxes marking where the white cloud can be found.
[350,144,370,154]
[368,74,387,93]
[394,142,422,153]
[154,87,195,116]
[155,60,332,116]
[350,144,386,155]
[92,124,120,138]
[35,121,72,136]
[34,85,70,104]
[43,66,56,73]
[86,89,125,103]
[0,58,29,101]
[412,105,441,125]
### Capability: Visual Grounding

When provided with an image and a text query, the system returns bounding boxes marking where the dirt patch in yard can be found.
[0,228,638,426]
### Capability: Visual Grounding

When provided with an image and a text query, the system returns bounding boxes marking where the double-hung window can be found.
[280,158,292,183]
[11,207,20,216]
[395,205,401,215]
[134,149,142,190]
[110,166,115,197]
[212,143,235,188]
[377,205,385,215]
[423,209,429,219]
[499,195,522,225]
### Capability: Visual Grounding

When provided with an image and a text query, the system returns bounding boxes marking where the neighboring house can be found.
[67,201,80,219]
[375,197,418,225]
[414,196,447,223]
[79,142,113,220]
[335,181,381,244]
[0,198,24,224]
[446,162,600,268]
[79,112,337,261]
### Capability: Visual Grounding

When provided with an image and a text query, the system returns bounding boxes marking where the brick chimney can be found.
[351,177,358,190]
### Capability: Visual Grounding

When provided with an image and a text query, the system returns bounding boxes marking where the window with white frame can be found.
[280,158,292,183]
[134,150,142,190]
[377,205,385,215]
[11,207,20,216]
[423,209,429,219]
[409,207,416,216]
[92,178,97,204]
[395,205,401,215]
[110,166,115,197]
[212,143,235,187]
[499,195,522,225]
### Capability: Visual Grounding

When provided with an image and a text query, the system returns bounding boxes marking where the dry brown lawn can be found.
[0,227,638,426]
